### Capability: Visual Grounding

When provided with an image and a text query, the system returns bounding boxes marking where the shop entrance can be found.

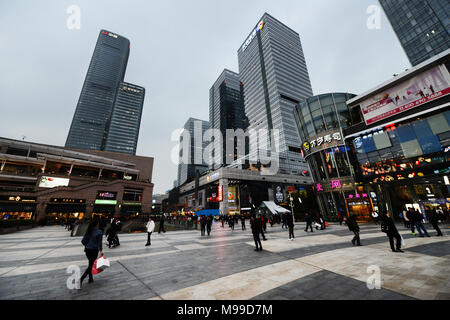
[45,203,86,224]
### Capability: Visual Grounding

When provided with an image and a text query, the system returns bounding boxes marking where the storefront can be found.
[93,191,118,218]
[45,198,86,223]
[0,195,36,220]
[345,51,450,219]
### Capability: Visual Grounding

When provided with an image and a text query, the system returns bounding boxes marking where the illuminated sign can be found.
[242,20,265,52]
[101,30,118,38]
[360,65,450,125]
[302,130,343,156]
[217,185,223,202]
[94,200,117,205]
[39,176,70,188]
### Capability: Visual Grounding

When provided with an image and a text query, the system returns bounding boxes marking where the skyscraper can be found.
[209,69,248,168]
[177,118,210,187]
[379,0,450,66]
[104,82,145,155]
[66,30,130,151]
[237,13,313,177]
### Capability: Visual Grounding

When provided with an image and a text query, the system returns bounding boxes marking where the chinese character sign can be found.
[331,180,342,189]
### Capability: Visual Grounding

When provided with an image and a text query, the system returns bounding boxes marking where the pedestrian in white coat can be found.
[145,217,155,246]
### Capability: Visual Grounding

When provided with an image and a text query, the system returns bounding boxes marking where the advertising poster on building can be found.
[38,176,70,188]
[361,65,450,125]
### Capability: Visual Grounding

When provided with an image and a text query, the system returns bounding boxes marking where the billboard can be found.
[39,176,70,188]
[361,65,450,125]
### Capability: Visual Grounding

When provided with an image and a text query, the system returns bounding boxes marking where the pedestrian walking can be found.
[158,214,166,234]
[258,215,267,241]
[427,209,443,237]
[406,208,416,235]
[344,215,362,246]
[221,216,225,228]
[381,211,404,253]
[206,215,212,236]
[80,219,103,287]
[241,215,246,231]
[287,212,295,241]
[145,217,155,246]
[281,213,288,229]
[337,212,343,226]
[229,216,235,231]
[304,212,314,232]
[250,215,263,252]
[413,209,430,237]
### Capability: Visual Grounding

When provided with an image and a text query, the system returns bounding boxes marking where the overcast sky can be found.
[0,0,411,194]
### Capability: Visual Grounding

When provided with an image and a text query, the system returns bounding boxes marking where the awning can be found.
[262,201,291,215]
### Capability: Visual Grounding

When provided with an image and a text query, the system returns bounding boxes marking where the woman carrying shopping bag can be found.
[80,219,103,287]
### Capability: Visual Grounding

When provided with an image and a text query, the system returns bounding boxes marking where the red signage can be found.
[361,65,450,125]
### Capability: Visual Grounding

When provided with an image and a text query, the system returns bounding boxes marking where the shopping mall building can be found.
[294,49,450,221]
[0,137,154,223]
[344,49,450,220]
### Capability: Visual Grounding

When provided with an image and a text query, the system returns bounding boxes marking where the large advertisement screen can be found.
[39,176,70,188]
[361,65,450,125]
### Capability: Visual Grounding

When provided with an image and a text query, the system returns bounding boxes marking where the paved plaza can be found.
[0,221,449,300]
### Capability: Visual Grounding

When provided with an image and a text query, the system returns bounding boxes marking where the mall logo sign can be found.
[303,132,342,152]
[242,20,265,52]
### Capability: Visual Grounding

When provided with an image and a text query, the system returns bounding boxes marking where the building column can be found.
[219,178,229,215]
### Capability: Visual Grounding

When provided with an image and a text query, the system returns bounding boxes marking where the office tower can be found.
[209,69,248,168]
[104,83,145,155]
[177,118,210,186]
[237,13,313,177]
[379,0,450,66]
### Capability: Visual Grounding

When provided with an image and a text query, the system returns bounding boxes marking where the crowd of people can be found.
[76,206,447,290]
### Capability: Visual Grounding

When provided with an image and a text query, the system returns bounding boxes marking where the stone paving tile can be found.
[0,224,448,300]
[251,270,416,300]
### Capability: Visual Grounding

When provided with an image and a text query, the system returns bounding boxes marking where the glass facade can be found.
[379,0,450,66]
[238,13,313,177]
[350,110,450,183]
[104,82,145,155]
[66,30,130,151]
[293,93,362,219]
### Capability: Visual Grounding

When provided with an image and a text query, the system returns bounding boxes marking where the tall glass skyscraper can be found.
[104,82,145,155]
[237,13,313,177]
[209,69,248,168]
[177,118,211,187]
[379,0,450,66]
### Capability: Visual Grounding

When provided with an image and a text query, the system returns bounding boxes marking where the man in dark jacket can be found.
[206,215,212,236]
[344,215,362,246]
[304,213,314,232]
[406,208,416,235]
[413,209,430,237]
[158,214,166,234]
[428,209,443,237]
[241,215,246,231]
[381,211,404,253]
[258,215,267,241]
[287,212,295,240]
[250,215,263,252]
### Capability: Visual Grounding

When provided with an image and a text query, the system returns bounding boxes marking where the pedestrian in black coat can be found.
[287,213,295,240]
[381,211,404,253]
[304,213,314,232]
[428,209,443,237]
[258,215,267,240]
[158,214,166,234]
[206,216,212,236]
[344,215,362,246]
[241,215,246,231]
[250,215,263,251]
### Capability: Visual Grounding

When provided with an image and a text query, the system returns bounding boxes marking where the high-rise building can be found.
[177,118,210,187]
[237,13,313,177]
[66,30,130,151]
[379,0,450,66]
[104,82,145,155]
[209,69,248,168]
[66,30,145,155]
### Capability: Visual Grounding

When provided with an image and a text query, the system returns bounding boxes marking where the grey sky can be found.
[0,0,410,194]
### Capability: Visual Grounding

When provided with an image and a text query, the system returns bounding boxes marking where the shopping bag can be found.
[401,236,406,248]
[96,256,110,271]
[92,256,110,275]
